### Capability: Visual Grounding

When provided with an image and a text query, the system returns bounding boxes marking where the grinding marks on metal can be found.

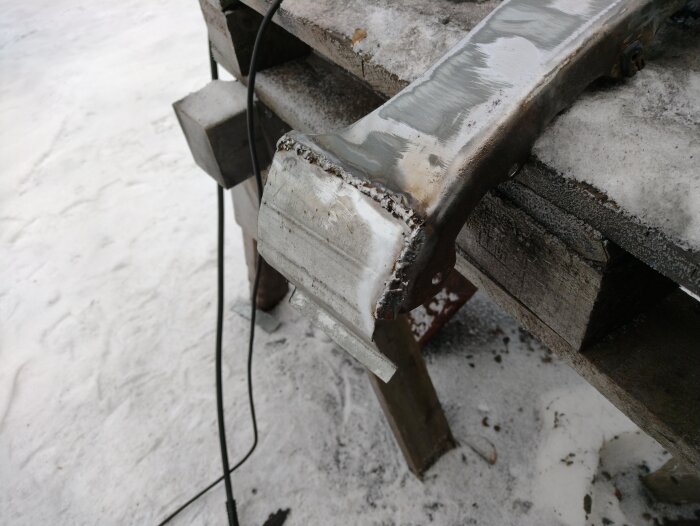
[257,0,684,379]
[173,80,263,189]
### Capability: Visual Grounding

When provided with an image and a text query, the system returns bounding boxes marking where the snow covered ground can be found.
[0,1,698,525]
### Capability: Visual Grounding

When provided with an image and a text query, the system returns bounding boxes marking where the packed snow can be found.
[1,1,698,525]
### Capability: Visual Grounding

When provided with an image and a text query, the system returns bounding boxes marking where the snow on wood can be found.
[532,21,700,261]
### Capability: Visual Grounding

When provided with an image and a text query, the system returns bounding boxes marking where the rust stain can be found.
[352,28,367,46]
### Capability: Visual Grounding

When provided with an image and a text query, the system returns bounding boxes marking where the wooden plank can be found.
[498,180,611,265]
[232,178,289,311]
[457,190,676,350]
[581,290,700,473]
[199,0,241,77]
[200,0,309,78]
[240,0,497,96]
[369,315,456,477]
[255,54,385,134]
[455,252,579,365]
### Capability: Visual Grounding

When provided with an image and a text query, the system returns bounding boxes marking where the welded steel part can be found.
[258,0,685,380]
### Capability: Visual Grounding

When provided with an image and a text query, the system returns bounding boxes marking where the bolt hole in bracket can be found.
[257,0,688,381]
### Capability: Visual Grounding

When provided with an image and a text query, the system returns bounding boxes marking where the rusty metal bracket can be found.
[257,0,685,381]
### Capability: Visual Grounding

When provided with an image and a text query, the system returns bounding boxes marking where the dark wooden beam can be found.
[369,316,456,477]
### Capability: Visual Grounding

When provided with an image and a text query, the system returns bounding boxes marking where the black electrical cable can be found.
[157,1,284,522]
[217,188,239,526]
[247,0,285,200]
[207,41,241,526]
[156,257,262,526]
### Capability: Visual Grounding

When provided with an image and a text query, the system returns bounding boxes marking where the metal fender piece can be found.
[257,0,685,380]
